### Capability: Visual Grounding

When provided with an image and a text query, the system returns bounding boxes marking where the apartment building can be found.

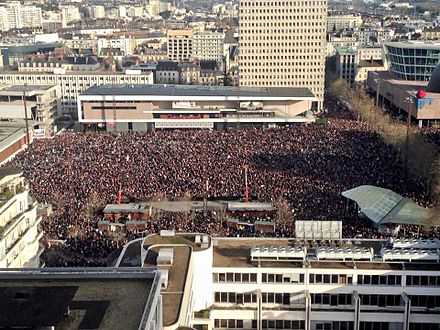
[118,232,440,330]
[192,31,225,63]
[0,85,59,137]
[61,5,81,28]
[0,71,154,118]
[0,1,42,32]
[97,37,136,57]
[0,168,43,268]
[167,30,193,62]
[91,5,106,19]
[327,13,363,32]
[239,0,327,111]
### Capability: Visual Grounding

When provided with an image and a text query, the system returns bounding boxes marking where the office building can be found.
[336,47,385,85]
[0,168,43,268]
[118,231,440,330]
[0,71,154,118]
[0,85,59,138]
[167,30,193,62]
[327,13,363,32]
[239,0,327,110]
[384,41,440,81]
[192,31,225,63]
[78,84,317,130]
[0,268,162,329]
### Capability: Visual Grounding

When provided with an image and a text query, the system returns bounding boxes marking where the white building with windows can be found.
[192,31,225,63]
[118,232,440,330]
[0,1,42,31]
[0,71,154,118]
[0,168,43,268]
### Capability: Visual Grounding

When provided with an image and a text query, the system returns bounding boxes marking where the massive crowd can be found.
[9,113,437,266]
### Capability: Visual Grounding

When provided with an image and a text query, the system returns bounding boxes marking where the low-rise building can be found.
[18,56,100,73]
[367,69,440,127]
[78,84,317,130]
[0,167,43,268]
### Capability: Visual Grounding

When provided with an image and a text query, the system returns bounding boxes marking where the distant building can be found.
[0,168,43,268]
[0,268,162,329]
[91,5,105,19]
[0,1,42,31]
[327,13,363,32]
[18,56,100,74]
[78,84,317,131]
[384,41,440,81]
[192,31,225,63]
[239,0,327,111]
[60,5,80,28]
[167,29,193,62]
[97,37,136,57]
[155,61,180,84]
[422,27,440,41]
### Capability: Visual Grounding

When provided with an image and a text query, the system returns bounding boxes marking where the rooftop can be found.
[81,84,316,99]
[0,268,160,330]
[0,120,27,154]
[385,40,440,49]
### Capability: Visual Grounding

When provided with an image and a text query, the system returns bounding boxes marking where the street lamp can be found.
[404,95,415,186]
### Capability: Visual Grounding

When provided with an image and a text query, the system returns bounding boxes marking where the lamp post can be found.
[404,95,415,187]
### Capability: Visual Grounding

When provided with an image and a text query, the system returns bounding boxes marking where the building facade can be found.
[0,71,154,118]
[239,0,327,111]
[78,84,317,130]
[384,41,440,81]
[167,30,193,62]
[0,85,59,138]
[192,31,225,63]
[118,233,440,330]
[0,168,43,268]
[0,1,42,31]
[327,13,363,32]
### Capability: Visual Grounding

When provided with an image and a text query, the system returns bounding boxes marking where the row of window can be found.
[213,272,257,283]
[316,322,354,330]
[309,273,353,285]
[214,319,305,330]
[357,275,401,286]
[406,275,440,286]
[262,273,304,283]
[214,292,294,305]
[311,293,352,305]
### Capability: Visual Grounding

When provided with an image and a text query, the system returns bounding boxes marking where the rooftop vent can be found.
[250,246,306,262]
[160,229,175,237]
[157,248,174,266]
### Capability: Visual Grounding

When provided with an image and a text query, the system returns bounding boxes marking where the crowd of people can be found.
[9,112,438,266]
